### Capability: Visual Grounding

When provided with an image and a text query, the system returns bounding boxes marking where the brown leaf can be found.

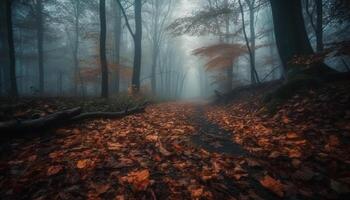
[286,132,298,139]
[47,165,63,176]
[76,159,90,169]
[189,187,204,199]
[120,169,150,191]
[92,183,111,195]
[269,151,281,159]
[107,142,123,150]
[145,135,158,142]
[288,149,302,158]
[259,175,284,197]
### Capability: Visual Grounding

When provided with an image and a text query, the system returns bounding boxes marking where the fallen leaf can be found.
[189,187,203,199]
[120,169,150,191]
[288,149,302,158]
[107,142,123,150]
[269,151,281,159]
[47,165,63,176]
[286,132,298,139]
[259,175,284,197]
[76,159,89,169]
[92,183,111,195]
[145,135,158,142]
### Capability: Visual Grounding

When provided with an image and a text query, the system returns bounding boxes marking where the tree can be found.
[113,0,122,93]
[270,0,332,78]
[116,0,143,92]
[145,0,173,94]
[35,0,44,94]
[1,0,18,97]
[100,0,108,98]
[304,0,324,52]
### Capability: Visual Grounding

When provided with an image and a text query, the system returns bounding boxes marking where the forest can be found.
[0,0,350,199]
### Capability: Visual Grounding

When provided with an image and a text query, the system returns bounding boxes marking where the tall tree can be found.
[304,0,324,52]
[147,0,172,94]
[2,0,18,97]
[35,0,44,94]
[270,0,331,78]
[113,0,122,93]
[116,0,143,92]
[315,0,323,52]
[72,0,82,95]
[100,0,108,98]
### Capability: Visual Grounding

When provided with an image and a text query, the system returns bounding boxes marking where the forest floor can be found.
[1,80,350,200]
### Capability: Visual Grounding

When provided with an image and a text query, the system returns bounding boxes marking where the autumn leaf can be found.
[288,149,302,158]
[76,159,91,169]
[47,165,63,176]
[120,169,150,191]
[286,132,298,139]
[188,186,204,199]
[91,183,111,195]
[107,142,123,150]
[259,175,284,197]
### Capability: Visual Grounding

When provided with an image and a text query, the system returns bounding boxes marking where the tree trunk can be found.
[5,0,18,97]
[100,0,108,98]
[151,0,160,94]
[248,0,259,84]
[132,0,142,92]
[270,0,331,78]
[315,0,323,52]
[238,0,259,84]
[114,0,122,93]
[73,0,80,96]
[36,0,44,94]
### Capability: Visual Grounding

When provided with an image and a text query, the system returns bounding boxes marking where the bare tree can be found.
[1,0,18,97]
[116,0,143,92]
[100,0,108,98]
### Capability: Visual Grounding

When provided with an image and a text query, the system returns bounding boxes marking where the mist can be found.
[1,0,350,199]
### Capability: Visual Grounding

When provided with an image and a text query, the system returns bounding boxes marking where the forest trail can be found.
[1,87,350,200]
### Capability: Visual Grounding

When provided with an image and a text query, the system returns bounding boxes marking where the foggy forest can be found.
[0,0,350,199]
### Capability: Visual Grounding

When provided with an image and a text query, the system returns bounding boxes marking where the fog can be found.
[1,0,349,100]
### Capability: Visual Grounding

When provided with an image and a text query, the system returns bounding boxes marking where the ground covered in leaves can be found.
[1,81,350,200]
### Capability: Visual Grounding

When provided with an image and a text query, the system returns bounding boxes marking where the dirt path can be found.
[189,105,279,200]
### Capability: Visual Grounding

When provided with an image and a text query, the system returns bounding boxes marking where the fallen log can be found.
[0,107,82,133]
[71,104,146,121]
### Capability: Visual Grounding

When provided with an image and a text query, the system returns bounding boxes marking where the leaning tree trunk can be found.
[36,0,44,94]
[270,0,332,78]
[131,0,142,92]
[5,0,18,97]
[100,0,109,98]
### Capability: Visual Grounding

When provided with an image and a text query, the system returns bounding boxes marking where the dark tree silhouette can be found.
[116,0,143,92]
[100,0,108,98]
[270,0,332,78]
[35,0,44,94]
[2,0,18,97]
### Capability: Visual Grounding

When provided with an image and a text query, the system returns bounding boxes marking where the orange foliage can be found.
[193,43,247,71]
